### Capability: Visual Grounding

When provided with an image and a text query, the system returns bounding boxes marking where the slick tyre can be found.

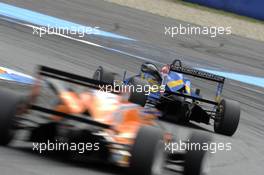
[0,89,26,145]
[127,77,148,106]
[214,99,240,136]
[184,132,211,175]
[130,126,165,175]
[93,66,116,84]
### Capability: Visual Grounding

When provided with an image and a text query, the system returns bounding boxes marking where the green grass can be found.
[173,0,264,24]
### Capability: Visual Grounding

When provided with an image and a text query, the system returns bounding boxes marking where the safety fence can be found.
[185,0,264,20]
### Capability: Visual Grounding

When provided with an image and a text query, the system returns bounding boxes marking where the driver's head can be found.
[161,64,170,74]
[140,62,162,84]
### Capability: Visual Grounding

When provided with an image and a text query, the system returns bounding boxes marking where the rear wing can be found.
[26,65,117,129]
[169,60,225,103]
[170,64,225,83]
[38,65,114,91]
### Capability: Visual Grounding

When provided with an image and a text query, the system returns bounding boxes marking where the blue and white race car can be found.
[93,60,240,136]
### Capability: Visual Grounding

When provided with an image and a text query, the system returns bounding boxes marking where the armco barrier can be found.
[185,0,264,20]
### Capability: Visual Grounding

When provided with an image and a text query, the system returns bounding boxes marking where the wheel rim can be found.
[214,104,224,129]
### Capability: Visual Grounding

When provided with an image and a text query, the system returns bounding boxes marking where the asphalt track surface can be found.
[0,0,264,175]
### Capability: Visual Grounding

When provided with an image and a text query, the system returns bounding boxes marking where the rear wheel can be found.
[214,99,240,136]
[130,126,165,175]
[0,89,26,145]
[93,66,116,84]
[127,77,148,106]
[184,132,211,175]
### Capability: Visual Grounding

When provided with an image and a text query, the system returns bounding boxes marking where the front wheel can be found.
[130,126,165,175]
[214,99,240,136]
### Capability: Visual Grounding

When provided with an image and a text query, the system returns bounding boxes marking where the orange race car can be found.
[0,65,211,175]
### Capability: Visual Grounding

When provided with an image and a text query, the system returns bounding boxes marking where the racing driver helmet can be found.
[140,62,162,84]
